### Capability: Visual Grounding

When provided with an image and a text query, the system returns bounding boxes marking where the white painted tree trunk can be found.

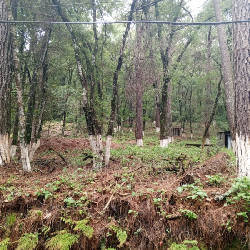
[137,139,143,147]
[105,135,112,167]
[10,15,31,172]
[160,139,168,148]
[0,134,11,166]
[205,138,211,145]
[10,145,17,158]
[28,139,41,162]
[156,127,160,133]
[89,135,103,170]
[236,133,250,176]
[20,142,31,172]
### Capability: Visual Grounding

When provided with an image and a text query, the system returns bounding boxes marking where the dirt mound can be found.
[38,137,123,152]
[184,152,230,181]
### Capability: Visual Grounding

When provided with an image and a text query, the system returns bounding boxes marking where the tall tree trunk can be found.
[204,26,212,145]
[213,0,235,146]
[28,27,51,161]
[155,0,184,147]
[105,0,137,166]
[135,25,144,147]
[202,76,222,147]
[9,3,31,172]
[233,0,250,176]
[0,0,11,166]
[52,0,103,169]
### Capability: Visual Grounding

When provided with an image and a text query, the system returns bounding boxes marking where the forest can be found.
[0,0,250,249]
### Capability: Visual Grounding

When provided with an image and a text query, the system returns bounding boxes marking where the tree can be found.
[213,0,235,146]
[105,0,137,166]
[0,0,12,166]
[233,0,250,176]
[9,0,31,172]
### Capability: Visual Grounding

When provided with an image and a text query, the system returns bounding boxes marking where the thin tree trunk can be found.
[105,0,137,166]
[233,0,250,176]
[202,76,222,148]
[204,26,212,145]
[62,93,69,137]
[156,0,184,147]
[9,6,31,172]
[213,0,235,145]
[135,24,144,147]
[52,0,103,169]
[0,0,12,166]
[153,81,161,133]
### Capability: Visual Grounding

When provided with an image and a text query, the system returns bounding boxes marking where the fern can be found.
[0,238,10,250]
[74,219,94,239]
[45,230,79,250]
[16,233,38,250]
[109,225,127,247]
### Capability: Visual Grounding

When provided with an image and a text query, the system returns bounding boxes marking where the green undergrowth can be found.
[110,140,235,170]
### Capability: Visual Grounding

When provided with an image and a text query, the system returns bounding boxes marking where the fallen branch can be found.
[214,190,232,201]
[48,147,68,165]
[103,181,126,211]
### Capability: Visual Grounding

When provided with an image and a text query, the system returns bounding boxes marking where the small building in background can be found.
[173,127,182,137]
[217,131,232,149]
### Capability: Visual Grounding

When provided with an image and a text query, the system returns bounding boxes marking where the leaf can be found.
[74,220,94,239]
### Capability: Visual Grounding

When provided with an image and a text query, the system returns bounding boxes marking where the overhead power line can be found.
[0,20,247,25]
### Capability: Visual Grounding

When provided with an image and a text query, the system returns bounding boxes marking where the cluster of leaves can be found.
[179,209,197,220]
[108,225,128,247]
[177,182,207,201]
[170,240,200,250]
[226,177,250,222]
[206,174,226,187]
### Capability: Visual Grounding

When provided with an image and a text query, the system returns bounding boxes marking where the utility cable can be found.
[0,20,247,25]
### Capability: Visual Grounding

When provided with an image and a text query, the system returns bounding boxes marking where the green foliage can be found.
[6,213,16,227]
[170,240,199,250]
[236,212,248,222]
[227,177,250,209]
[177,182,207,201]
[16,233,38,250]
[0,238,10,250]
[206,174,225,187]
[179,209,197,220]
[35,189,53,200]
[45,231,79,250]
[109,225,127,247]
[74,219,94,239]
[63,197,77,207]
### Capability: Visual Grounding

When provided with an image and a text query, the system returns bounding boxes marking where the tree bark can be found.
[9,3,31,172]
[155,0,184,147]
[213,0,235,144]
[52,0,105,169]
[233,0,250,176]
[202,76,222,148]
[0,0,12,166]
[135,25,144,147]
[105,0,137,166]
[204,26,212,145]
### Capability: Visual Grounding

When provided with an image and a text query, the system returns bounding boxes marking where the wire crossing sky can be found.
[0,20,249,25]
